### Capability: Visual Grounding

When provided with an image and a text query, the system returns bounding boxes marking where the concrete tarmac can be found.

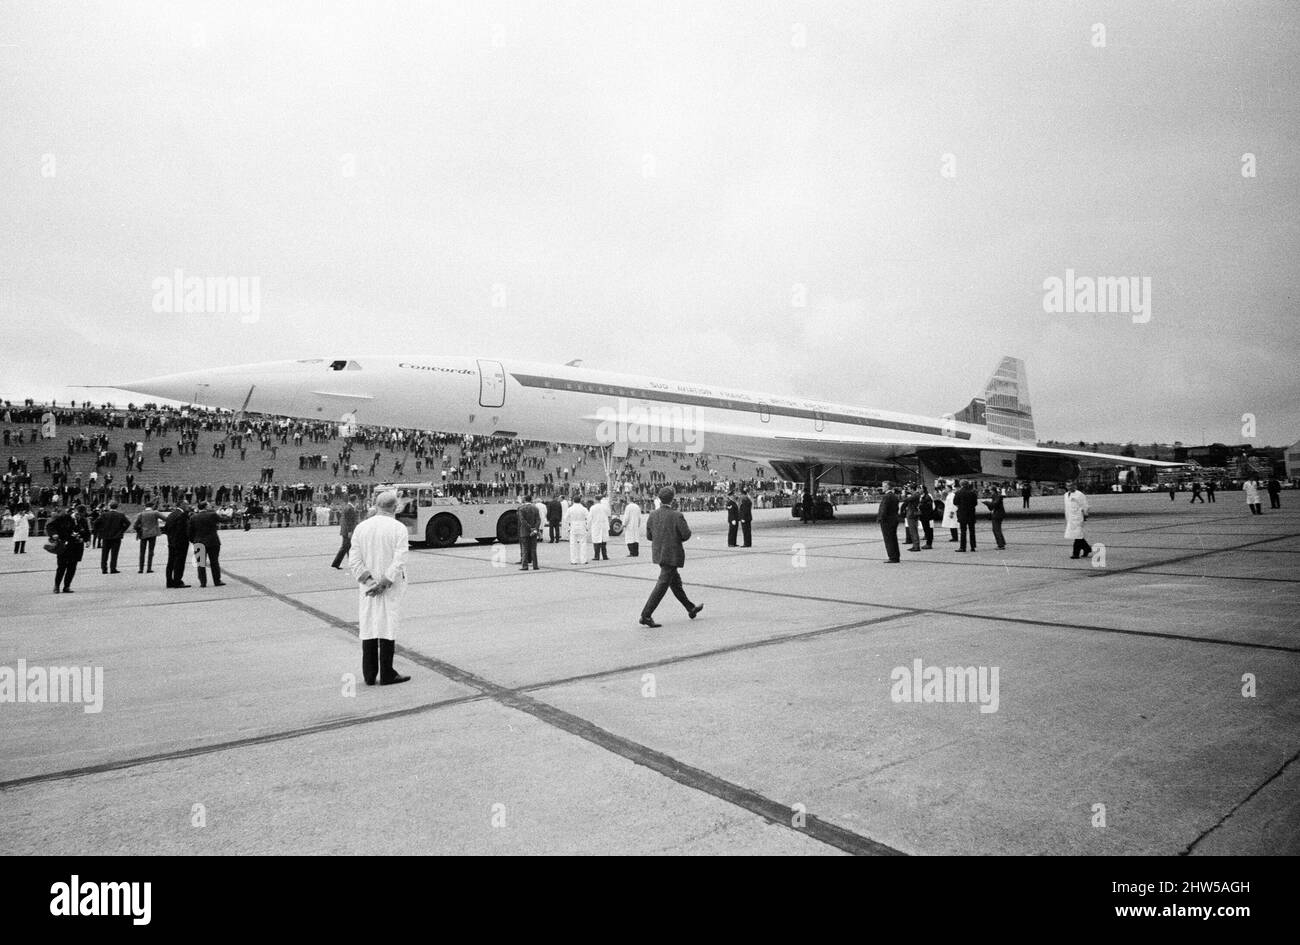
[2,494,1297,855]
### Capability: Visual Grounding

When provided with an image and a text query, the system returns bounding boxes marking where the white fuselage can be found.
[123,355,1018,467]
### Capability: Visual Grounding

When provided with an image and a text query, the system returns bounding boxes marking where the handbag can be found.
[44,537,62,555]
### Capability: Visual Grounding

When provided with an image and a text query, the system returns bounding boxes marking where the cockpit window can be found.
[329,360,362,371]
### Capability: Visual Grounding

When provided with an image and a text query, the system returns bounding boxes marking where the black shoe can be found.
[378,639,410,685]
[110,569,121,573]
[53,588,60,594]
[62,588,73,593]
[146,568,153,573]
[639,616,662,628]
[688,604,703,620]
[956,549,966,553]
[907,547,920,552]
[213,581,226,586]
[883,559,900,563]
[177,582,192,588]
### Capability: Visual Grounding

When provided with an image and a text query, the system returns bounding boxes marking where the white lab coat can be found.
[347,514,410,641]
[941,489,958,530]
[564,503,589,564]
[1063,490,1089,540]
[1244,481,1260,505]
[12,512,33,543]
[621,502,643,545]
[588,502,610,543]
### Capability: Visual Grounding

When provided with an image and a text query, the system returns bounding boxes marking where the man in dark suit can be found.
[545,498,563,542]
[878,486,901,563]
[987,488,1007,549]
[1268,477,1282,509]
[331,497,359,569]
[187,501,225,587]
[517,495,541,571]
[725,492,739,547]
[95,501,131,573]
[955,480,978,552]
[739,488,753,547]
[162,503,191,588]
[640,487,703,628]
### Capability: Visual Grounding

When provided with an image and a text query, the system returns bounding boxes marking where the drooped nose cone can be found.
[116,360,314,411]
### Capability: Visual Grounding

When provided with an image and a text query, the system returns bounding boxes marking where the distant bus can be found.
[372,483,520,548]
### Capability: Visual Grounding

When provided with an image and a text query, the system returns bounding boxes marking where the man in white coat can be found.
[347,491,411,686]
[564,495,589,565]
[11,506,33,554]
[588,497,610,560]
[621,497,643,557]
[941,485,959,542]
[1063,481,1092,559]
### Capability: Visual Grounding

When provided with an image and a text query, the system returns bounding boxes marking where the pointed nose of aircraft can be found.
[115,360,310,412]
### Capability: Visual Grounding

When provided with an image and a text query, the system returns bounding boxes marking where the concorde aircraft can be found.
[115,354,1178,496]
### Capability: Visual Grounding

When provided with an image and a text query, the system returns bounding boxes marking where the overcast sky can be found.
[2,1,1297,445]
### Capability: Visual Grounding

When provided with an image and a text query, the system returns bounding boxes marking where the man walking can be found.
[188,501,225,587]
[347,490,411,686]
[955,480,978,552]
[1268,477,1282,510]
[878,486,901,563]
[163,502,191,588]
[640,488,702,627]
[331,496,359,569]
[517,494,541,570]
[1064,481,1093,559]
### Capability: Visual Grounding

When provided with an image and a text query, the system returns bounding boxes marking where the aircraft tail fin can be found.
[953,356,1036,443]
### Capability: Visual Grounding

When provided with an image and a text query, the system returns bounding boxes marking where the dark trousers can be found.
[100,538,122,572]
[14,541,26,553]
[1190,493,1203,503]
[1270,493,1281,509]
[920,519,933,547]
[593,541,608,560]
[55,557,78,590]
[727,521,738,546]
[166,540,188,586]
[519,533,538,569]
[196,542,221,586]
[1022,496,1030,508]
[741,520,751,547]
[548,523,560,542]
[880,521,900,561]
[331,534,351,568]
[905,518,920,550]
[1250,504,1262,515]
[138,536,156,571]
[642,565,694,618]
[1071,538,1093,557]
[1207,492,1215,502]
[959,520,976,550]
[626,541,639,557]
[991,518,1005,548]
